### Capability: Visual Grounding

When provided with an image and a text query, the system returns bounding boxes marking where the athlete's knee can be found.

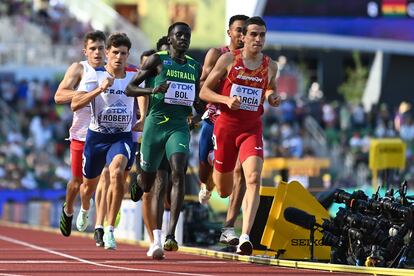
[102,167,110,178]
[141,172,156,192]
[70,177,83,188]
[245,171,261,186]
[110,167,124,182]
[217,186,232,198]
[170,169,185,185]
[142,191,152,201]
[82,181,97,196]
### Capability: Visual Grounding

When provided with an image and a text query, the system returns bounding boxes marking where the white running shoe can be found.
[198,185,212,205]
[146,243,165,260]
[76,199,93,232]
[236,235,253,255]
[76,209,89,232]
[103,231,117,250]
[219,227,239,246]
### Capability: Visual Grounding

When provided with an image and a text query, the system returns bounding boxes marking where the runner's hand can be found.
[152,81,170,94]
[132,118,145,131]
[268,93,281,107]
[188,114,202,130]
[100,77,114,92]
[227,96,241,110]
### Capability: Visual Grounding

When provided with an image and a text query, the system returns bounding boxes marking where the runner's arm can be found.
[126,54,168,96]
[54,63,83,104]
[200,53,233,105]
[265,60,281,107]
[71,77,113,111]
[191,65,205,129]
[135,95,148,131]
[200,48,221,88]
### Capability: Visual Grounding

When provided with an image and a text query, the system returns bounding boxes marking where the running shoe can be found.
[103,231,116,250]
[129,181,143,202]
[76,208,89,232]
[76,199,93,232]
[164,234,179,251]
[94,228,105,247]
[198,185,212,205]
[219,227,239,246]
[236,236,253,255]
[147,243,165,260]
[59,203,72,237]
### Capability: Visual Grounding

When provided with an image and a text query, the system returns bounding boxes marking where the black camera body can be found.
[320,182,414,267]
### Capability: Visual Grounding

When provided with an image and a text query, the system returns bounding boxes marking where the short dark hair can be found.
[106,32,131,50]
[156,36,169,51]
[83,30,106,48]
[140,49,156,63]
[242,16,266,35]
[167,22,190,36]
[228,15,249,27]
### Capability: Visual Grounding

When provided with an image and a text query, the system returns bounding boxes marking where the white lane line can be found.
[0,273,26,276]
[0,235,213,276]
[0,260,227,265]
[0,261,69,264]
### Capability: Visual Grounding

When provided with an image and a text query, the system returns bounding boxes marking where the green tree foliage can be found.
[338,52,368,104]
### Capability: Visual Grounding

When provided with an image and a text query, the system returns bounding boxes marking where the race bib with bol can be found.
[164,81,195,106]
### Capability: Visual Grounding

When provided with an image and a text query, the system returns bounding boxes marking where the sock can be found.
[153,229,162,245]
[95,225,103,230]
[64,208,73,217]
[164,210,171,227]
[239,233,249,242]
[80,207,89,213]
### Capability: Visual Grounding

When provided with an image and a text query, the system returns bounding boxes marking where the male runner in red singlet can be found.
[200,16,281,255]
[198,14,248,246]
[54,31,106,239]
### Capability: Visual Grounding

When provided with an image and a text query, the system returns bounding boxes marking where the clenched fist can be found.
[227,96,241,110]
[267,93,281,107]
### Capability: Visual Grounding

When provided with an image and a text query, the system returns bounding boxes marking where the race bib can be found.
[230,83,263,111]
[164,81,195,106]
[98,102,132,131]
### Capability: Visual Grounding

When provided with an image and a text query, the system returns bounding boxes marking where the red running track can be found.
[0,224,356,276]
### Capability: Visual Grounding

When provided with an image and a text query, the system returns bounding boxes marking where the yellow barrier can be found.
[262,158,330,178]
[258,181,331,261]
[369,138,406,189]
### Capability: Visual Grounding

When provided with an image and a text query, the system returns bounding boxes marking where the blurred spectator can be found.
[351,103,366,130]
[395,101,411,132]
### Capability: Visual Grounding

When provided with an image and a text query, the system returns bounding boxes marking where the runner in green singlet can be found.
[126,22,204,254]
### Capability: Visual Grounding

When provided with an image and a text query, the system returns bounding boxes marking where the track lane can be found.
[0,224,355,275]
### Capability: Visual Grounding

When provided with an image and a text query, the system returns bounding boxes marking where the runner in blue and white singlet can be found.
[83,67,136,179]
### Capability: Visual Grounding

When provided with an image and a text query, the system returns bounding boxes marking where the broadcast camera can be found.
[284,180,414,268]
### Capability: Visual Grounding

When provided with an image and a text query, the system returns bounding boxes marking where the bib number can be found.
[230,84,262,111]
[164,81,195,106]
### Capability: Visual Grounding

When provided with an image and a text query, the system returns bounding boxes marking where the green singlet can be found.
[140,51,200,172]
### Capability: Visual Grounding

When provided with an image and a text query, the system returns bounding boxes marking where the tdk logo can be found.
[236,86,259,95]
[107,108,127,114]
[171,83,193,90]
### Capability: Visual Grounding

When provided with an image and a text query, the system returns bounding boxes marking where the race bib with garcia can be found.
[164,81,195,106]
[230,83,263,111]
